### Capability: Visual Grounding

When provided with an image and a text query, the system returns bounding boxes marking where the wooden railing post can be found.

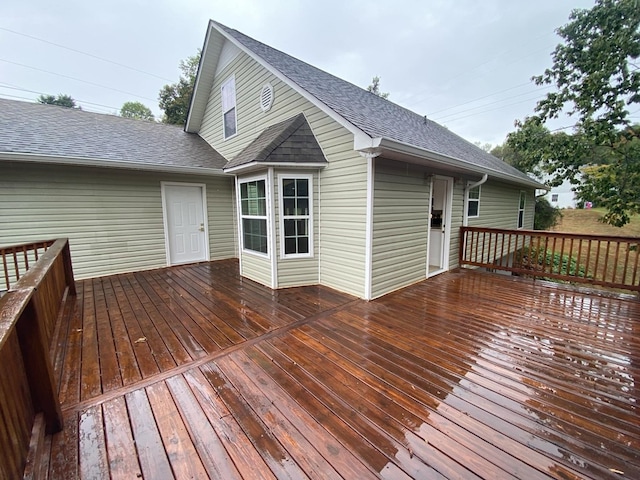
[15,294,63,434]
[62,239,76,296]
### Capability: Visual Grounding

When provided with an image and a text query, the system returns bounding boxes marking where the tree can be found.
[367,76,389,99]
[507,0,640,226]
[37,94,78,108]
[159,51,200,125]
[120,101,154,121]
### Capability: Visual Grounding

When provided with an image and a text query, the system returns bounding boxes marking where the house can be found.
[0,20,543,300]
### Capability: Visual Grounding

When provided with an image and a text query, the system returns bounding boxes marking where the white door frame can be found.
[161,182,210,265]
[426,175,453,277]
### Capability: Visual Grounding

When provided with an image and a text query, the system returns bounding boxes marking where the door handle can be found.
[199,223,205,232]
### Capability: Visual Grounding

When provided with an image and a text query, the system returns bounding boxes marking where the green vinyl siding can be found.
[0,162,236,280]
[370,159,430,298]
[200,45,367,297]
[467,181,535,230]
[449,181,465,270]
[240,251,272,286]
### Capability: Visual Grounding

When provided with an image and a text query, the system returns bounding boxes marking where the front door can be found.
[428,176,452,276]
[162,183,208,265]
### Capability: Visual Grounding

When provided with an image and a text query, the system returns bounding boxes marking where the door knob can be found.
[199,223,205,232]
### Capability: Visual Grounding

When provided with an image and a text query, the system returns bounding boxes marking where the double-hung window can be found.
[279,175,312,258]
[240,179,267,254]
[517,191,526,229]
[466,185,481,218]
[221,76,237,139]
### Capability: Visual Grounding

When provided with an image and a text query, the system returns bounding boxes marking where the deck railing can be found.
[1,240,56,292]
[0,239,75,480]
[459,226,640,292]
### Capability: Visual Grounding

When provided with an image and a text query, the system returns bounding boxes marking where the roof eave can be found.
[223,161,328,174]
[372,138,545,190]
[0,152,229,176]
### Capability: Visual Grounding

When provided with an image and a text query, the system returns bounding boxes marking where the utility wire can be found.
[441,94,547,124]
[431,86,552,122]
[0,58,157,102]
[0,26,174,82]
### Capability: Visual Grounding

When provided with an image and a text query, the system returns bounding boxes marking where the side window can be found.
[517,191,526,229]
[279,175,313,258]
[551,193,559,202]
[467,185,481,218]
[240,179,267,254]
[221,76,237,139]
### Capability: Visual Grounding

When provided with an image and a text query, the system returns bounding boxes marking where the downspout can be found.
[463,174,488,227]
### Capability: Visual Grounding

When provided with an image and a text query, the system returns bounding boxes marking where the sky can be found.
[1,0,607,147]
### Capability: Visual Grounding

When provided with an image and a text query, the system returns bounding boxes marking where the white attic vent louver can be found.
[260,83,274,112]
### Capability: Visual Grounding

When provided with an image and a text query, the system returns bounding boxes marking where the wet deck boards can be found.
[43,261,640,479]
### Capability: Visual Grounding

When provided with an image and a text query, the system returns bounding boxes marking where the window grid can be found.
[518,191,526,229]
[221,76,237,139]
[280,176,312,258]
[467,185,481,218]
[240,179,267,254]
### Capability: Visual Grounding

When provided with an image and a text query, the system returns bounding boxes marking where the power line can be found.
[0,26,174,82]
[0,58,157,102]
[431,86,552,122]
[440,94,547,124]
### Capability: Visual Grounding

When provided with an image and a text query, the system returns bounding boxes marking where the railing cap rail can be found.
[0,288,34,351]
[460,226,640,244]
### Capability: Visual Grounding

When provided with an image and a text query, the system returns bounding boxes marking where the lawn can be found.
[550,208,640,237]
[547,208,639,290]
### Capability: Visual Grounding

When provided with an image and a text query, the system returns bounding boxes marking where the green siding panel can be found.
[0,162,236,280]
[371,159,430,299]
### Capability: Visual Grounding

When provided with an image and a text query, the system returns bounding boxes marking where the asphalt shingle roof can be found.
[225,113,327,169]
[214,21,538,185]
[0,98,226,170]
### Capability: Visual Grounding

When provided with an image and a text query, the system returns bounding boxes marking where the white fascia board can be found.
[185,20,220,133]
[0,152,229,176]
[209,22,373,148]
[223,161,327,174]
[374,138,545,190]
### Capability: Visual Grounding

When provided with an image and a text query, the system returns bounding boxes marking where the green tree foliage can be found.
[534,197,563,230]
[37,94,78,108]
[506,0,640,226]
[367,76,389,99]
[120,101,154,121]
[159,51,201,125]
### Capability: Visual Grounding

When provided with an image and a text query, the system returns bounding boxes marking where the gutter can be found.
[372,137,545,190]
[0,152,229,176]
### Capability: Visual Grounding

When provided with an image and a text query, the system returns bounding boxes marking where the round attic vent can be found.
[260,83,274,112]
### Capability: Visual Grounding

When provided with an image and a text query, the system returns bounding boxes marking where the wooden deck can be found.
[41,260,639,479]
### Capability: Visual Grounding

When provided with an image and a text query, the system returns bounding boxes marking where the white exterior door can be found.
[428,176,453,276]
[162,184,208,265]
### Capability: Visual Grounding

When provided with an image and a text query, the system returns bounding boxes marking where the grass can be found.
[550,208,640,237]
[546,208,639,290]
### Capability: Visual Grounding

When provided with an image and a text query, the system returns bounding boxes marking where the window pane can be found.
[242,218,267,254]
[284,219,296,236]
[467,200,479,217]
[468,186,480,200]
[224,108,236,137]
[284,237,297,254]
[518,211,524,229]
[296,219,308,236]
[297,236,309,254]
[283,179,295,197]
[296,179,308,196]
[296,198,309,215]
[519,193,526,209]
[283,198,295,216]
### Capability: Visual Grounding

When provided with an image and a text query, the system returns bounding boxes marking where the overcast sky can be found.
[1,0,608,147]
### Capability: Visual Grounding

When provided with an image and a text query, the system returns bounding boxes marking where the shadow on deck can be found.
[43,260,640,479]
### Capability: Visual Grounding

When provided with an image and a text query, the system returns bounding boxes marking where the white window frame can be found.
[517,191,526,229]
[221,75,237,139]
[551,193,559,202]
[466,184,481,219]
[238,175,269,257]
[278,173,313,259]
